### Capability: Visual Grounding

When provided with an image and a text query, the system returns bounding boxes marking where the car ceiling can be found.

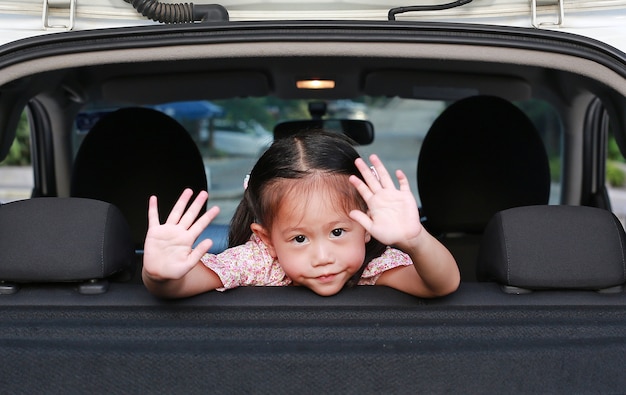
[8,44,621,102]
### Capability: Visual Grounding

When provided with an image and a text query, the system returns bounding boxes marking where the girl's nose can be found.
[311,242,334,267]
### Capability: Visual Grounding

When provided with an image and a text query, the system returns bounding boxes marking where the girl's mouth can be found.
[316,273,337,283]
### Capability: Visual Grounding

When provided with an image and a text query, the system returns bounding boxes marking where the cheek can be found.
[354,247,368,267]
[272,245,303,275]
[341,241,367,270]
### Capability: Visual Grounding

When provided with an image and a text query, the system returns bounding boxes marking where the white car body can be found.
[1,0,626,53]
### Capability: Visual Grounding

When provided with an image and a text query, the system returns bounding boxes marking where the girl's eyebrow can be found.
[280,225,306,235]
[281,220,351,234]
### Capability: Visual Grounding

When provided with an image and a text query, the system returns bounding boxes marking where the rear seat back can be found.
[0,198,134,293]
[417,95,551,281]
[477,205,626,293]
[71,107,208,249]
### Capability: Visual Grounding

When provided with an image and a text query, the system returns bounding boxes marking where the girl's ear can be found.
[364,231,371,243]
[250,223,277,258]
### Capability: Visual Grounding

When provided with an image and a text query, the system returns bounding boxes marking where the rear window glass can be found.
[0,108,32,203]
[72,96,563,225]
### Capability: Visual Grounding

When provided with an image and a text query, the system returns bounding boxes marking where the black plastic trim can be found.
[0,21,624,78]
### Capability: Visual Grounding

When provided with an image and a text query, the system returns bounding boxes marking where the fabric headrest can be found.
[477,205,626,291]
[0,198,134,282]
[71,107,207,248]
[417,95,550,235]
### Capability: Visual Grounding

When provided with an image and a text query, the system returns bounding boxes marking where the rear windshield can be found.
[72,96,563,226]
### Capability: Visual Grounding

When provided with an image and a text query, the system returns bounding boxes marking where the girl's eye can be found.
[294,235,307,243]
[331,228,344,238]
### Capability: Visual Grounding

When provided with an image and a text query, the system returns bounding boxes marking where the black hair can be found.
[228,130,387,286]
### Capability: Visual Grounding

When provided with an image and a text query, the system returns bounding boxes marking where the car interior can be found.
[1,20,626,392]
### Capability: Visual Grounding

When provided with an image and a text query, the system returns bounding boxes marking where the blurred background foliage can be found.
[0,110,30,166]
[607,129,626,187]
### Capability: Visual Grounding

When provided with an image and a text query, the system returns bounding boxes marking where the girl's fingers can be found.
[189,238,214,263]
[349,175,373,201]
[368,154,395,189]
[166,188,195,224]
[355,155,398,191]
[349,209,373,232]
[178,190,210,229]
[188,205,220,236]
[147,195,160,228]
[396,169,411,191]
[354,157,381,192]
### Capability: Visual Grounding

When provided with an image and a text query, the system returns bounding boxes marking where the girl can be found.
[142,131,460,298]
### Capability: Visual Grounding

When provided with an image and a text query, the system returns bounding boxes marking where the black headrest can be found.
[71,107,207,247]
[417,95,551,235]
[477,205,626,292]
[0,198,134,282]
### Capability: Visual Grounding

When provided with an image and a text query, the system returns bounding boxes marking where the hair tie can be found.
[243,174,250,190]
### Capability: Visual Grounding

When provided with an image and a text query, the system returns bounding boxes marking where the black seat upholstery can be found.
[0,198,134,293]
[71,107,208,249]
[417,95,551,280]
[477,205,626,293]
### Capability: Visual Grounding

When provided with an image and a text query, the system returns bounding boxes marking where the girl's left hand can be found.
[348,154,423,248]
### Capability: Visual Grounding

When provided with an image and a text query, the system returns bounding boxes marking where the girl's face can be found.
[252,185,370,296]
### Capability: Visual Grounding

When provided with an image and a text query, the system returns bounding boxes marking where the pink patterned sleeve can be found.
[358,247,413,285]
[200,236,291,291]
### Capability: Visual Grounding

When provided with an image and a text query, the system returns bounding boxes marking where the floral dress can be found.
[200,234,412,291]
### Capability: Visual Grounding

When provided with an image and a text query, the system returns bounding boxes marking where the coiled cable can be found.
[124,0,228,23]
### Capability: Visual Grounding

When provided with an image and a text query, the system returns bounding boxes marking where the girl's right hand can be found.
[142,189,220,282]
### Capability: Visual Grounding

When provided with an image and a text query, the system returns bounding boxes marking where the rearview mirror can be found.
[273,119,374,145]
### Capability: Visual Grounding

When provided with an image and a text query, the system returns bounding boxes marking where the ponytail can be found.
[228,190,256,247]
